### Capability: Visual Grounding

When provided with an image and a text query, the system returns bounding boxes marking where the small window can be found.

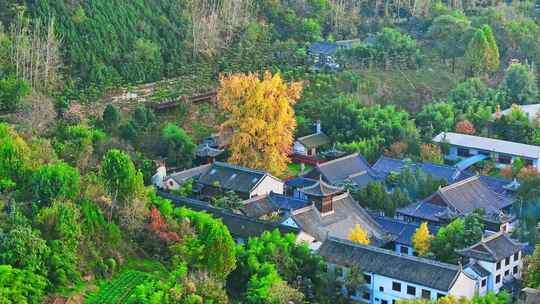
[364,274,371,284]
[505,257,510,266]
[498,155,512,165]
[400,246,409,254]
[421,289,431,300]
[392,282,401,292]
[335,267,343,277]
[481,279,487,287]
[496,261,501,270]
[363,292,370,300]
[392,301,397,304]
[514,252,520,261]
[379,286,384,292]
[437,293,445,299]
[505,270,510,276]
[381,300,388,304]
[375,298,380,302]
[513,266,518,274]
[458,148,471,157]
[496,275,501,284]
[407,285,416,296]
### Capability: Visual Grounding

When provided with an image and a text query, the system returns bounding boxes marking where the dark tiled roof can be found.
[467,263,490,278]
[312,153,381,185]
[285,177,318,189]
[292,193,391,244]
[195,144,224,158]
[240,195,277,218]
[239,192,310,218]
[457,233,524,262]
[198,162,276,194]
[168,164,212,184]
[318,238,462,291]
[297,132,331,149]
[396,201,453,223]
[157,191,299,239]
[300,179,344,197]
[373,216,440,247]
[426,176,514,217]
[268,192,310,211]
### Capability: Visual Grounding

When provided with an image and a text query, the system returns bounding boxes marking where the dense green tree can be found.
[416,102,455,139]
[102,104,121,131]
[0,265,47,304]
[431,212,484,264]
[0,225,50,276]
[172,207,237,279]
[31,162,80,205]
[500,63,538,105]
[161,123,195,168]
[464,29,491,76]
[0,123,31,191]
[429,13,471,72]
[448,78,491,105]
[0,77,30,111]
[524,245,540,289]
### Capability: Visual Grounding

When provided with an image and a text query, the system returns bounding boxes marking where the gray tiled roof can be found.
[457,233,524,262]
[195,144,224,158]
[425,176,514,216]
[240,195,277,218]
[300,179,344,197]
[297,132,331,149]
[396,201,453,223]
[198,162,277,194]
[168,164,212,185]
[292,193,391,244]
[467,262,490,278]
[318,237,463,291]
[433,132,540,160]
[309,153,381,185]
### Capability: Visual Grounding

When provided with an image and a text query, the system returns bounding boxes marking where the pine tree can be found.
[348,224,370,245]
[482,24,500,72]
[412,222,433,256]
[464,29,490,76]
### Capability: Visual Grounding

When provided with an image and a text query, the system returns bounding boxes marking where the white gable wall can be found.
[250,175,284,197]
[448,272,477,299]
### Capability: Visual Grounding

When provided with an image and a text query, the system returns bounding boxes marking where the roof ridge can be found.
[318,153,360,167]
[298,132,328,140]
[327,237,460,271]
[439,175,480,192]
[169,163,211,177]
[213,161,267,176]
[348,170,368,178]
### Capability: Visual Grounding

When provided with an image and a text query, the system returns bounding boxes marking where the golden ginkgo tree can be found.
[412,222,433,256]
[348,224,370,245]
[217,71,302,176]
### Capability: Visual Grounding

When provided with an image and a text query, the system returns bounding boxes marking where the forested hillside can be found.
[2,0,540,303]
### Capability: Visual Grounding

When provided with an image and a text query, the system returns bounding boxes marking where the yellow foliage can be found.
[412,222,433,256]
[218,71,302,176]
[348,224,370,245]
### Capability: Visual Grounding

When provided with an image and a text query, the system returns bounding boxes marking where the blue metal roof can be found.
[455,154,489,172]
[308,42,340,56]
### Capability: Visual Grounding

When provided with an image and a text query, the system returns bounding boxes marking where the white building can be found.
[433,132,540,171]
[156,162,284,199]
[458,232,525,295]
[318,237,478,303]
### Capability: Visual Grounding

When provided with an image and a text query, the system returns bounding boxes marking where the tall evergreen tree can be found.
[482,24,500,72]
[464,29,490,76]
